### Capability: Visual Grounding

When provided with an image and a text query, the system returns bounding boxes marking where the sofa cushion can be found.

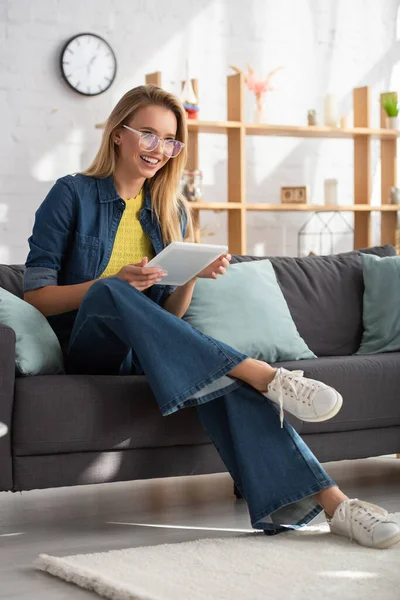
[357,253,400,354]
[0,264,24,298]
[2,245,395,358]
[232,245,396,356]
[0,288,64,376]
[273,352,400,434]
[13,374,211,455]
[184,259,315,363]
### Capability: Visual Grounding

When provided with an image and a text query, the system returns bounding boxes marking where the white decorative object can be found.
[324,94,339,127]
[386,116,400,130]
[180,62,198,106]
[340,115,350,128]
[0,423,7,437]
[36,519,400,600]
[390,186,400,204]
[307,109,317,126]
[324,179,338,205]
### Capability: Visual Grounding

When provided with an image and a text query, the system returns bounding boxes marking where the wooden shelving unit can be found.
[191,203,400,212]
[96,71,400,255]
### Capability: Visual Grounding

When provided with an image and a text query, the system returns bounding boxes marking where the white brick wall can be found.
[1,0,400,262]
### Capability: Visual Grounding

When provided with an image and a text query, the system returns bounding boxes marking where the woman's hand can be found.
[197,253,231,279]
[115,257,167,291]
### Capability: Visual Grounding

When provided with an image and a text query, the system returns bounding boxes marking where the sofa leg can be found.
[234,484,243,499]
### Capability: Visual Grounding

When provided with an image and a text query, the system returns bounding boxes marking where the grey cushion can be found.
[14,351,400,456]
[232,245,396,356]
[273,352,400,434]
[13,374,211,455]
[0,264,24,298]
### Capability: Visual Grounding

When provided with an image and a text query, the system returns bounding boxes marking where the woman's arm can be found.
[25,259,166,317]
[163,253,232,318]
[24,280,97,316]
[23,177,95,316]
[163,277,197,318]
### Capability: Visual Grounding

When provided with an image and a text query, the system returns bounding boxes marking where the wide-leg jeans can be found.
[66,277,335,533]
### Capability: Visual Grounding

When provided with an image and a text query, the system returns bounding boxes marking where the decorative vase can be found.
[181,170,203,202]
[324,94,339,127]
[254,94,265,123]
[386,116,399,130]
[307,110,317,126]
[324,179,338,206]
[389,186,400,204]
[340,115,350,129]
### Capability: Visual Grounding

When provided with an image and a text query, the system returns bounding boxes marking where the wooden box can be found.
[281,186,309,204]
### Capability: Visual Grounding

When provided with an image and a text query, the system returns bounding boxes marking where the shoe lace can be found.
[272,369,319,427]
[338,499,392,541]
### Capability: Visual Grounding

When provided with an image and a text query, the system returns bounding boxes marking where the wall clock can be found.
[60,33,117,96]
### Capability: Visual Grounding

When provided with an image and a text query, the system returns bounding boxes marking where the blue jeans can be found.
[66,277,336,533]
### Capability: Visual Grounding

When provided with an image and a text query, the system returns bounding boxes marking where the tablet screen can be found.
[145,242,228,286]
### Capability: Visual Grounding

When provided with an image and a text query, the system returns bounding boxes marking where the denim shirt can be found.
[24,174,187,352]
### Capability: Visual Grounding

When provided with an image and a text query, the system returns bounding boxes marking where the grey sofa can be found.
[1,245,399,493]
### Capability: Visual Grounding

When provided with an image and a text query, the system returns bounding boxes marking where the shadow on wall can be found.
[1,0,214,265]
[5,0,400,262]
[224,0,400,256]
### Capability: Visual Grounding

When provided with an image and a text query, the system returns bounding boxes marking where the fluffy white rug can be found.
[36,519,400,600]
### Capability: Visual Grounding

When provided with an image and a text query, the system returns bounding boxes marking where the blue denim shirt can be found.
[24,174,187,352]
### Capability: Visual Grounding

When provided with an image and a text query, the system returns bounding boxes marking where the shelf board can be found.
[245,124,400,139]
[189,203,400,212]
[245,204,400,212]
[94,119,400,139]
[95,120,242,133]
[187,120,242,133]
[189,202,242,210]
[368,204,400,210]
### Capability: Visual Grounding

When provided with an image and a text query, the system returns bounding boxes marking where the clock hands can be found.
[87,54,98,76]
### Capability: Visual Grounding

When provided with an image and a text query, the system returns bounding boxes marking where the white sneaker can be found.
[328,499,400,549]
[265,368,343,426]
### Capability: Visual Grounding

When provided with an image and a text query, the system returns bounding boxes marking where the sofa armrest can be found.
[0,324,16,490]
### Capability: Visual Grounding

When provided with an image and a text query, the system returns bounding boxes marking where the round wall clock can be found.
[60,33,117,96]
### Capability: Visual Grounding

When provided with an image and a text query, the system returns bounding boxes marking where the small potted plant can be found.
[382,94,399,129]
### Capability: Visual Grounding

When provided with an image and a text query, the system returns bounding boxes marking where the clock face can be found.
[60,33,117,96]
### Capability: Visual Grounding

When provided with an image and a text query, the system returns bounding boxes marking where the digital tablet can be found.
[145,242,229,286]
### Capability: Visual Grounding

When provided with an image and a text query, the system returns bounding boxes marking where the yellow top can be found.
[99,190,155,279]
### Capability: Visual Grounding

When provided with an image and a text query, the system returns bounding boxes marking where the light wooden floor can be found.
[0,456,399,599]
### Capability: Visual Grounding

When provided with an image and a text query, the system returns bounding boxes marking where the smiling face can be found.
[115,104,178,179]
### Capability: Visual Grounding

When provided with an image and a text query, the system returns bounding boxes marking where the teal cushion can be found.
[0,288,64,376]
[184,259,316,363]
[357,253,400,354]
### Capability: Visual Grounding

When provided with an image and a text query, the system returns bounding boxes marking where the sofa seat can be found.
[276,353,400,434]
[13,352,400,457]
[13,374,211,456]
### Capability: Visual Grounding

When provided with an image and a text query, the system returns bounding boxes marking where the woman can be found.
[24,84,399,549]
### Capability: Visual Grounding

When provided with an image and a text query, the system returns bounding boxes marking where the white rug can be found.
[36,519,400,600]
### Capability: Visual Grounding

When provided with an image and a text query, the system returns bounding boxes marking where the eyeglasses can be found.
[122,125,185,158]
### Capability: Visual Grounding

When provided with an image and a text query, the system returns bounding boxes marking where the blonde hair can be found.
[82,84,193,244]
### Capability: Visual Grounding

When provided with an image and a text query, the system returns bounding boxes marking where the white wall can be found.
[1,0,400,263]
